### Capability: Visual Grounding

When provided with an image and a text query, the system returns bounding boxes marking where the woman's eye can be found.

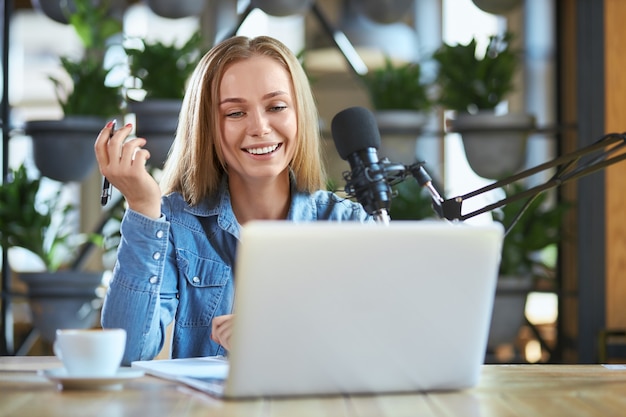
[226,111,244,118]
[269,105,287,112]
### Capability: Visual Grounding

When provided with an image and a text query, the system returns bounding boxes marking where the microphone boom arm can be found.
[432,132,626,221]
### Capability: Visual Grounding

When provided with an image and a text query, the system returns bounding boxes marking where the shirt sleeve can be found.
[100,208,177,365]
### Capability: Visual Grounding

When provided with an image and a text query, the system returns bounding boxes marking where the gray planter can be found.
[144,0,205,18]
[25,116,107,183]
[451,111,535,180]
[31,0,127,24]
[354,0,414,24]
[375,110,427,165]
[30,0,75,23]
[472,0,522,15]
[251,0,313,16]
[19,271,104,344]
[129,99,181,168]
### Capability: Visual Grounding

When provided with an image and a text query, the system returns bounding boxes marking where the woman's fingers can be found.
[94,120,116,168]
[211,314,234,350]
[95,121,137,175]
[94,121,162,218]
[119,137,149,167]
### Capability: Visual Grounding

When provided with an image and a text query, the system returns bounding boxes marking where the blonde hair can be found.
[159,36,326,205]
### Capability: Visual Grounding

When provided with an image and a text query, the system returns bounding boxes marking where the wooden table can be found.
[2,356,626,416]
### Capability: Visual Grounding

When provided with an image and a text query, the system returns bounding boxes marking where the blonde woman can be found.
[95,36,370,364]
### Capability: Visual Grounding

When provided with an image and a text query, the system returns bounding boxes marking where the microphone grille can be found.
[331,106,381,160]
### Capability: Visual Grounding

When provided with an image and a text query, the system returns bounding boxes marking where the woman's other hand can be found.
[211,314,234,350]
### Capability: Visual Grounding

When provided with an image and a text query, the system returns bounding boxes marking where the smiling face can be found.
[218,55,298,187]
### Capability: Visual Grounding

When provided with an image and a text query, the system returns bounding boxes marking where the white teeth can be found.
[246,144,279,155]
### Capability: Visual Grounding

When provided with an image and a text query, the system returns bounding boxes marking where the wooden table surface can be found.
[2,356,626,416]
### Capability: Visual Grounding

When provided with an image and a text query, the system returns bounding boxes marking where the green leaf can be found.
[50,56,122,117]
[495,182,571,278]
[126,31,204,100]
[360,57,433,111]
[0,164,104,271]
[50,0,123,117]
[432,32,518,112]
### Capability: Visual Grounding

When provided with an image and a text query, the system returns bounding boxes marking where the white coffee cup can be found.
[53,328,127,377]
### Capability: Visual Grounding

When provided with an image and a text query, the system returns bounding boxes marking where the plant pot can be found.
[487,275,533,352]
[354,0,414,24]
[472,0,522,14]
[375,110,427,165]
[144,0,204,18]
[31,0,75,23]
[25,116,107,183]
[19,271,105,344]
[31,0,128,24]
[251,0,314,16]
[129,99,181,168]
[451,112,535,180]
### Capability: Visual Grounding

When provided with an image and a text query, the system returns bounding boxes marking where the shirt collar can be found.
[184,176,240,234]
[185,171,318,226]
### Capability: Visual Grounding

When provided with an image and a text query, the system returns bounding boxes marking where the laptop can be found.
[133,220,504,399]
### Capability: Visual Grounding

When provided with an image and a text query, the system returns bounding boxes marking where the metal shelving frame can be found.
[1,0,13,355]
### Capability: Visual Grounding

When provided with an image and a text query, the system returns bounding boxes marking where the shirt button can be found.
[149,276,158,284]
[153,252,161,260]
[156,230,164,239]
[192,276,200,284]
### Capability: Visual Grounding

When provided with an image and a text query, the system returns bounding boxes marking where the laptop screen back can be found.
[225,220,504,398]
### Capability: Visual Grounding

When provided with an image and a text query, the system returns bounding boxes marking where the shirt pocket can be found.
[176,250,231,327]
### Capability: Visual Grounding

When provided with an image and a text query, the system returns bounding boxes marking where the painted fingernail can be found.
[106,120,115,128]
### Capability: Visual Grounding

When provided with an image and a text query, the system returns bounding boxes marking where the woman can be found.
[95,36,371,364]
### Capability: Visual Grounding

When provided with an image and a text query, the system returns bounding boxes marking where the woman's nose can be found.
[247,110,272,137]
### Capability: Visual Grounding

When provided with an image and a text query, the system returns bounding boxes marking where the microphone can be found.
[331,106,393,224]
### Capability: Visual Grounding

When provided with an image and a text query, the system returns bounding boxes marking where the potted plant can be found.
[24,0,124,183]
[361,57,432,115]
[360,57,433,164]
[487,182,569,359]
[0,164,105,344]
[432,32,535,179]
[125,31,203,167]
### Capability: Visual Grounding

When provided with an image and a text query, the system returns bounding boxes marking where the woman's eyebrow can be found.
[219,97,244,105]
[263,90,288,99]
[219,90,289,106]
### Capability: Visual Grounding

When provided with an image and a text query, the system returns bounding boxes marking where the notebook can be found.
[132,220,504,399]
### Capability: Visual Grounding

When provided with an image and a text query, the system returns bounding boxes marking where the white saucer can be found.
[40,367,145,390]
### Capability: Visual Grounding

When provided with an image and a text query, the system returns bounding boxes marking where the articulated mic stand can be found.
[388,132,626,231]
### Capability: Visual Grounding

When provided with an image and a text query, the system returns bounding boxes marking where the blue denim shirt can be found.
[101,180,371,364]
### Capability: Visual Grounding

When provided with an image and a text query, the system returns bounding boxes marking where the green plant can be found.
[49,0,123,117]
[51,56,123,117]
[495,183,570,278]
[389,180,439,220]
[360,57,432,111]
[432,32,518,113]
[125,31,204,100]
[0,165,103,272]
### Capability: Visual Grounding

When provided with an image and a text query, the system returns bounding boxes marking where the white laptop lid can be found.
[223,220,504,398]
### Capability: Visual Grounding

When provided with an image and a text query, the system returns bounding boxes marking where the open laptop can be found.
[133,220,504,399]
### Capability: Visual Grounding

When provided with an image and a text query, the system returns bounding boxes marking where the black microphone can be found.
[331,106,393,224]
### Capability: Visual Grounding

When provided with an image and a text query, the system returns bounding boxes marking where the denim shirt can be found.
[101,180,371,364]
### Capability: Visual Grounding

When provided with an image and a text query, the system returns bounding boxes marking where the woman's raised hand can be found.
[94,121,162,219]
